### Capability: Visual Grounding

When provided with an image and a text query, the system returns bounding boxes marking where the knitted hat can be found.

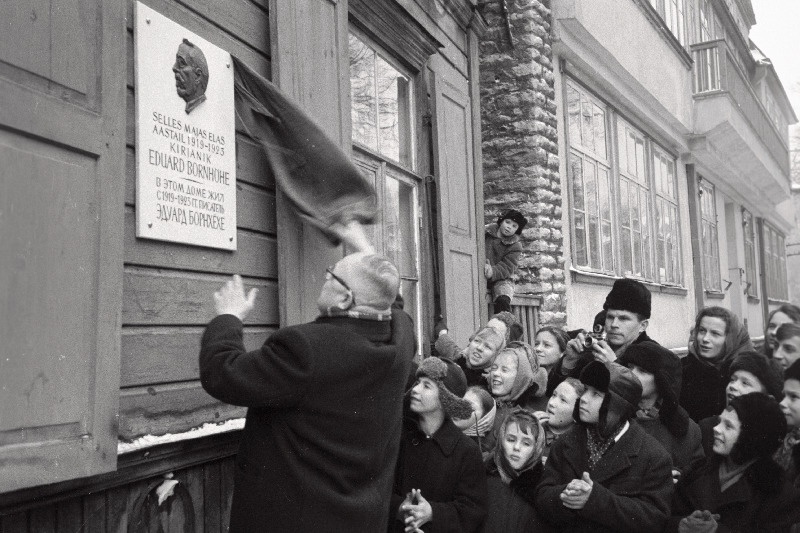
[728,392,787,464]
[623,341,690,437]
[488,311,519,342]
[496,209,527,235]
[577,361,643,438]
[728,351,784,400]
[603,279,651,319]
[415,357,473,420]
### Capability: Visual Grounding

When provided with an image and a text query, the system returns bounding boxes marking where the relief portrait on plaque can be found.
[173,38,209,114]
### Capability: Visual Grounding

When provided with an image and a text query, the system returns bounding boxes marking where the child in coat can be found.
[481,408,554,533]
[390,358,487,533]
[777,359,800,489]
[670,392,800,533]
[485,209,527,313]
[535,361,674,533]
[533,377,585,463]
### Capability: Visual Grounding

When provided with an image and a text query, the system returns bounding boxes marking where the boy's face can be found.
[499,218,519,237]
[578,386,604,425]
[502,422,537,470]
[774,335,800,370]
[726,370,765,405]
[712,407,741,457]
[546,382,579,429]
[466,330,503,367]
[767,311,793,350]
[489,351,518,397]
[780,379,800,429]
[409,377,442,415]
[629,364,657,402]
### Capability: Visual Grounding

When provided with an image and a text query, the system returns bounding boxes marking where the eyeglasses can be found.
[326,267,356,307]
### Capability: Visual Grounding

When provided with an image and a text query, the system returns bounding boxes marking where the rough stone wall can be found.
[479,0,566,327]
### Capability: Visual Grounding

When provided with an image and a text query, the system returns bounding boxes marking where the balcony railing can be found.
[691,39,790,176]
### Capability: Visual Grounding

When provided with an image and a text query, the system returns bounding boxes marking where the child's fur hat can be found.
[496,209,527,235]
[576,361,642,438]
[415,357,473,420]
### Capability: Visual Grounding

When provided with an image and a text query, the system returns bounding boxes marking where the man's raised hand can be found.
[213,274,258,321]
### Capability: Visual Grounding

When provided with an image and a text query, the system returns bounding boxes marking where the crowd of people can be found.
[199,220,800,532]
[400,279,800,532]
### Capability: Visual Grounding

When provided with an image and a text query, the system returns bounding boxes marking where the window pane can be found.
[593,104,607,158]
[567,84,582,148]
[571,154,585,211]
[349,34,377,152]
[575,213,587,266]
[384,174,417,277]
[582,98,594,154]
[376,56,411,165]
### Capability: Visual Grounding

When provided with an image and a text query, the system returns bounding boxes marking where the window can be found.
[763,222,789,301]
[565,79,683,285]
[647,0,687,46]
[699,179,721,292]
[349,31,422,332]
[742,209,758,298]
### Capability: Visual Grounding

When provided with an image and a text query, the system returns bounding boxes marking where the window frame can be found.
[762,221,789,301]
[698,178,722,292]
[563,75,684,287]
[742,208,758,299]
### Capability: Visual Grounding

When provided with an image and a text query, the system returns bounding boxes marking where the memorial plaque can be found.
[134,2,236,250]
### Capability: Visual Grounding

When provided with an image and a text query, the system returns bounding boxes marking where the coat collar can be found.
[406,417,463,457]
[684,456,754,508]
[559,421,646,484]
[314,314,392,343]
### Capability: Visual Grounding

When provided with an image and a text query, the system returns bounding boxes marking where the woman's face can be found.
[545,382,579,430]
[466,331,503,367]
[534,331,563,368]
[695,316,727,360]
[489,351,518,397]
[578,386,604,425]
[780,379,800,429]
[453,389,483,431]
[712,407,741,457]
[774,335,800,371]
[409,377,442,415]
[501,422,537,470]
[726,370,765,405]
[767,312,794,350]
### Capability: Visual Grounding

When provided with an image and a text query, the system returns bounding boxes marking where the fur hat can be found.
[603,278,651,319]
[728,392,787,464]
[728,351,784,400]
[415,357,473,420]
[496,209,527,235]
[623,341,690,437]
[786,359,800,383]
[577,361,643,438]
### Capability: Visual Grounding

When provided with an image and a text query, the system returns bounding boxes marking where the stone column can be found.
[479,0,566,326]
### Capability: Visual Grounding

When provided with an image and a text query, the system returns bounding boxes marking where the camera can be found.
[582,324,606,350]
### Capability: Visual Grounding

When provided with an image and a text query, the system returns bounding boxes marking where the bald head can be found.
[337,252,399,311]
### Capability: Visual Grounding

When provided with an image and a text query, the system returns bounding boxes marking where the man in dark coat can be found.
[200,251,416,532]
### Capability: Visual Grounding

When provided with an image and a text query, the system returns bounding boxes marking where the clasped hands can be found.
[560,471,593,509]
[399,488,432,533]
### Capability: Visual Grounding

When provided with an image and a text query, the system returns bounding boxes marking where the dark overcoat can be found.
[669,455,800,533]
[389,417,487,533]
[534,422,674,533]
[481,462,555,533]
[200,309,415,532]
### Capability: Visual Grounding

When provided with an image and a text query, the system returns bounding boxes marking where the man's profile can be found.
[173,38,209,114]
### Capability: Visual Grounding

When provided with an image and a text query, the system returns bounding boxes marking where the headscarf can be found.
[493,408,545,484]
[690,307,753,370]
[492,342,538,403]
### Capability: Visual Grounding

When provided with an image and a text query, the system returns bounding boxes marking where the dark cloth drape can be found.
[232,57,377,242]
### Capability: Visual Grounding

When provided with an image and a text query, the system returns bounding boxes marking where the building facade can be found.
[0,0,490,527]
[480,0,796,348]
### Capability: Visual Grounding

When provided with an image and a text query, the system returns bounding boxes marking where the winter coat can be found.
[636,414,705,474]
[535,422,674,533]
[485,223,522,283]
[481,461,555,533]
[680,352,732,422]
[199,310,415,533]
[669,455,800,533]
[389,417,488,533]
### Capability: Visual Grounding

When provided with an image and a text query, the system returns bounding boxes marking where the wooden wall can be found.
[119,0,277,440]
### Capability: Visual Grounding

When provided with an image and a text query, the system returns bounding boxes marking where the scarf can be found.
[494,342,537,403]
[719,458,756,492]
[774,427,800,476]
[319,307,391,321]
[493,409,545,484]
[462,401,497,439]
[586,424,624,471]
[691,314,753,370]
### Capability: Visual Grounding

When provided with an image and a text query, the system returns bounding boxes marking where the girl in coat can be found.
[680,307,754,422]
[535,361,674,533]
[534,326,570,376]
[764,304,800,358]
[434,312,516,388]
[533,377,585,463]
[670,392,800,533]
[481,408,554,533]
[777,359,800,489]
[390,357,487,533]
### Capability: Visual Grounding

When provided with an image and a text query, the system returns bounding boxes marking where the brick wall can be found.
[479,0,565,327]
